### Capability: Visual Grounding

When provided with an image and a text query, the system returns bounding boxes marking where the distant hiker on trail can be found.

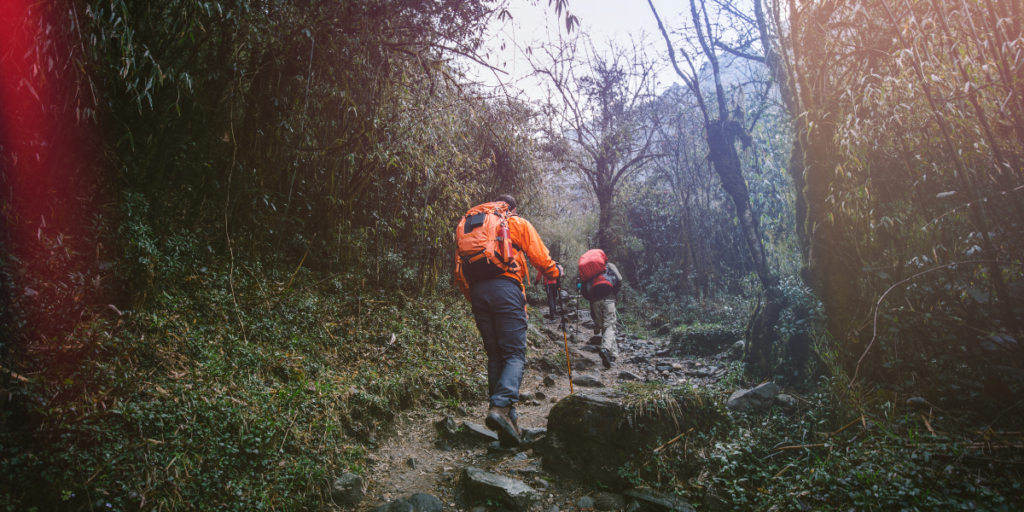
[454,194,563,447]
[578,249,622,369]
[535,267,560,319]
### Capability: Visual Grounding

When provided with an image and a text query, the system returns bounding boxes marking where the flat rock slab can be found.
[617,371,642,381]
[462,421,500,442]
[726,382,781,412]
[623,487,696,512]
[462,467,540,511]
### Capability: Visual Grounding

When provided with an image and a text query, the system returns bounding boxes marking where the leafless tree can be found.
[529,34,661,251]
[647,0,784,374]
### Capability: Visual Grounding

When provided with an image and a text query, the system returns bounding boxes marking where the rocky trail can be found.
[329,305,757,512]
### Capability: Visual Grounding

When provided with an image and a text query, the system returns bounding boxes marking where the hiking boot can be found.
[485,406,521,447]
[599,348,612,369]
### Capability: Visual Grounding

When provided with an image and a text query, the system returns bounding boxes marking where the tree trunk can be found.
[800,115,863,350]
[705,120,783,374]
[596,185,614,251]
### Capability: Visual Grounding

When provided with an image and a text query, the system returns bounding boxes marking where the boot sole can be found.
[485,412,521,447]
[599,350,611,369]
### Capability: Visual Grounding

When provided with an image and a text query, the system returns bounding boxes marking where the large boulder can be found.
[543,389,721,488]
[726,382,781,412]
[461,467,540,511]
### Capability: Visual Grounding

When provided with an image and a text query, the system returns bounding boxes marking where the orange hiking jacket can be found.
[454,214,560,301]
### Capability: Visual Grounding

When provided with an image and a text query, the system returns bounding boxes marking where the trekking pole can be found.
[562,322,574,395]
[558,282,574,395]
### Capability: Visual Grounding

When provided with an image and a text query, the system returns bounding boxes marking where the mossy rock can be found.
[668,325,743,356]
[543,386,723,488]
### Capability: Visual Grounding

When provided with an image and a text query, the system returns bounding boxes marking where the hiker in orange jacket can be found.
[454,194,562,447]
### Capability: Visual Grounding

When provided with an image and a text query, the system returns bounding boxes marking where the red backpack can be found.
[578,249,619,299]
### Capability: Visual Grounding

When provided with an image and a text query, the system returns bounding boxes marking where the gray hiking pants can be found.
[591,297,618,359]
[470,278,527,421]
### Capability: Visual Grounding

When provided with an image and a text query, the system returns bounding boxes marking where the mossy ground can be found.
[0,266,486,511]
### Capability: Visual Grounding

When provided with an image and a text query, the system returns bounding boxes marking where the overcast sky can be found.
[462,0,688,102]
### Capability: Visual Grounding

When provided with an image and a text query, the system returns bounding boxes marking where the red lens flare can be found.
[2,0,99,341]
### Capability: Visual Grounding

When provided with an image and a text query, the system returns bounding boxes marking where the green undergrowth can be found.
[668,324,743,356]
[616,381,725,430]
[0,265,485,511]
[616,377,1023,511]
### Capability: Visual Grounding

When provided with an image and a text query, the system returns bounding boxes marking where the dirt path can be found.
[355,306,731,512]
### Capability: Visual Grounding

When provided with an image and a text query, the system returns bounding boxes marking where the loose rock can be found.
[370,495,442,512]
[617,371,642,381]
[725,340,745,360]
[462,467,540,511]
[407,494,443,512]
[543,375,558,387]
[726,382,781,412]
[522,427,547,443]
[622,487,696,512]
[657,324,672,336]
[534,390,547,400]
[774,394,798,411]
[330,473,364,507]
[577,496,596,509]
[573,374,604,388]
[369,500,413,512]
[435,416,458,438]
[569,349,599,370]
[593,492,626,511]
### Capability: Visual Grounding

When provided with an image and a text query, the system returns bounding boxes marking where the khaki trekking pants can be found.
[591,297,618,358]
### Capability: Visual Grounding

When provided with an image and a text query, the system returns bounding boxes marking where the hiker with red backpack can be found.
[578,249,622,369]
[454,195,563,447]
